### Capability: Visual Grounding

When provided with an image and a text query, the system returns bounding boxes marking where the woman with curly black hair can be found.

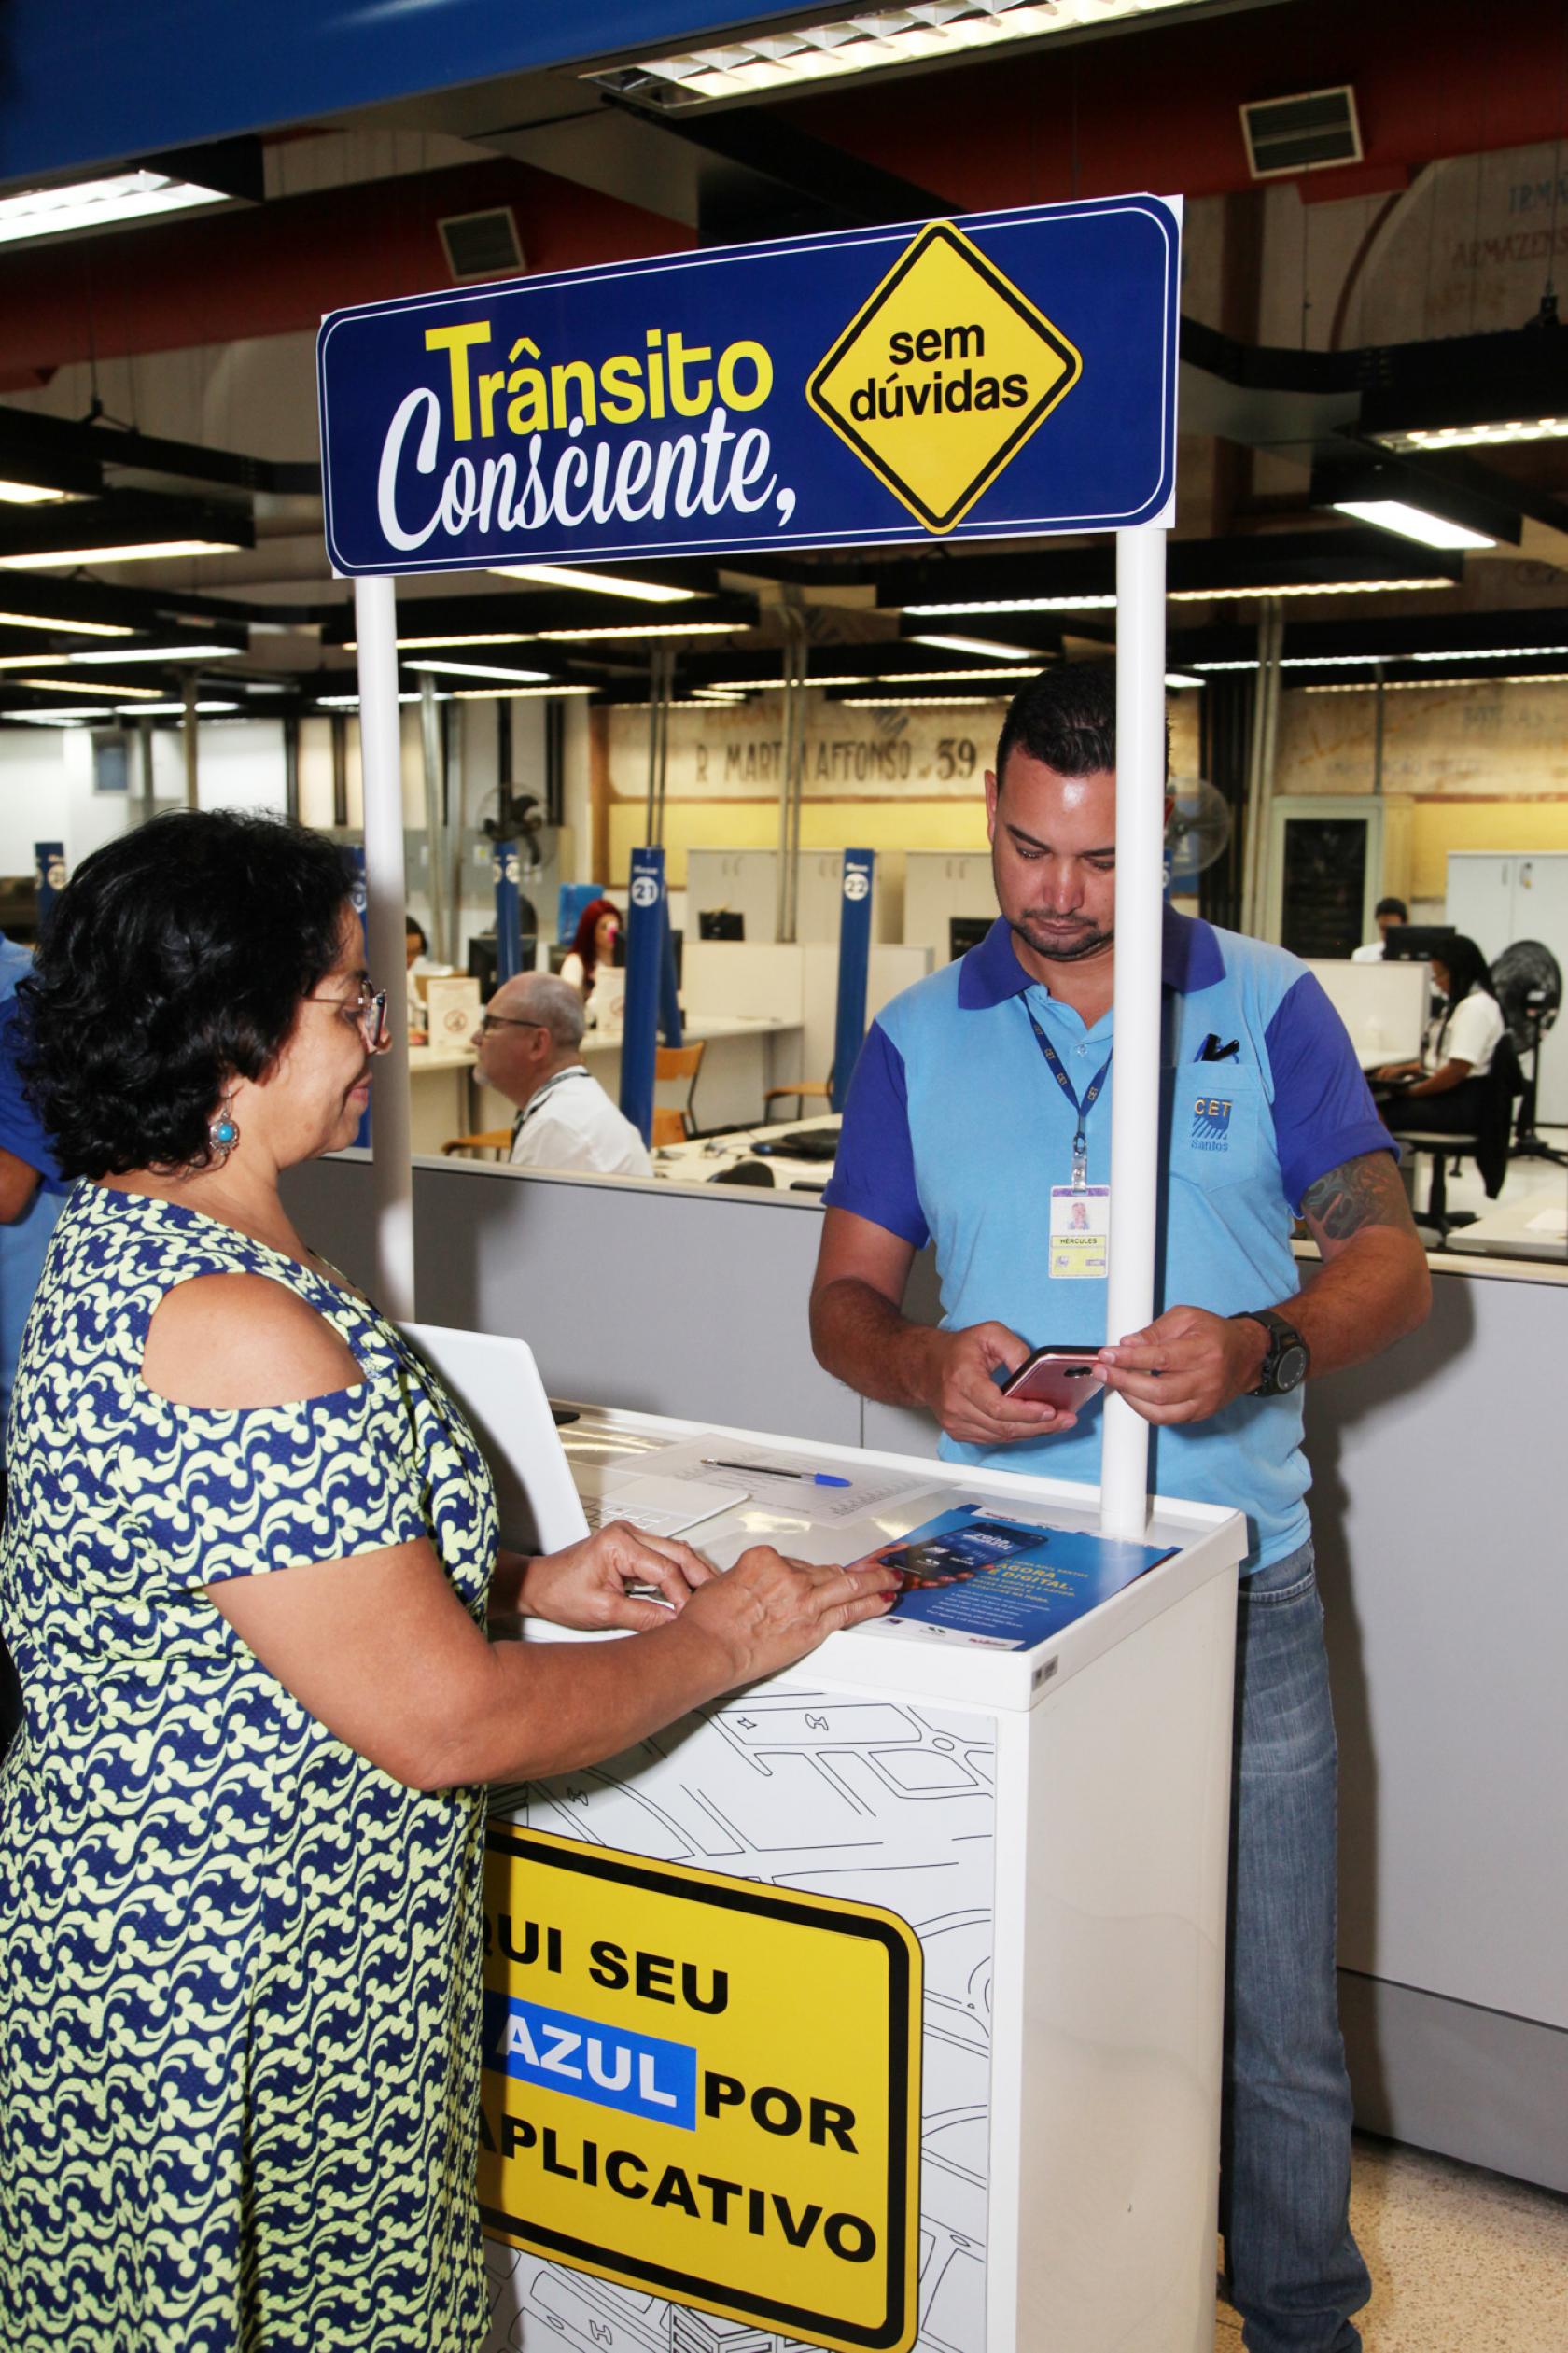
[0,809,892,2353]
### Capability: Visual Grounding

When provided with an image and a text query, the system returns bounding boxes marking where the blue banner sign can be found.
[317,196,1179,575]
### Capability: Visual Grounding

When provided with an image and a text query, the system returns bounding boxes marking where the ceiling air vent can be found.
[1240,87,1363,180]
[437,207,524,283]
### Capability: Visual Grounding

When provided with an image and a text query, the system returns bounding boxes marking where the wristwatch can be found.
[1231,1308,1310,1397]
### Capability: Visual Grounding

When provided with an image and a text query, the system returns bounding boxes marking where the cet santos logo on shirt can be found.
[1191,1094,1233,1150]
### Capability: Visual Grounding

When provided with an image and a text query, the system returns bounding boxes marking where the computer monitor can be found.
[467,934,499,1001]
[699,910,745,941]
[1382,924,1457,963]
[949,914,992,960]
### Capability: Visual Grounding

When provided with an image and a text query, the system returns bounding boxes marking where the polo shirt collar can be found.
[957,904,1225,1009]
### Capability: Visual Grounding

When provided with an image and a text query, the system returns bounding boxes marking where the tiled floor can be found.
[1215,2135,1568,2351]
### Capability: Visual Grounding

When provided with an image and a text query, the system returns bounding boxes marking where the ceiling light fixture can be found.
[450,684,597,700]
[490,564,697,603]
[874,664,1037,684]
[11,674,164,699]
[1302,674,1568,693]
[723,672,873,691]
[528,620,741,642]
[1407,643,1568,663]
[405,657,553,683]
[1372,418,1568,454]
[1167,576,1454,600]
[1327,498,1495,552]
[903,594,1117,616]
[0,537,247,569]
[1,708,119,725]
[730,665,1039,689]
[0,478,87,507]
[904,581,1451,614]
[908,633,1043,660]
[315,692,435,709]
[117,700,242,717]
[343,632,533,651]
[591,1,1200,108]
[1193,646,1568,674]
[69,641,246,665]
[1165,672,1205,689]
[0,167,234,246]
[0,607,132,637]
[0,651,69,670]
[840,693,1011,708]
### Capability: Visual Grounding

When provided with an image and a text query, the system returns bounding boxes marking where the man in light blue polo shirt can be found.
[811,664,1430,2353]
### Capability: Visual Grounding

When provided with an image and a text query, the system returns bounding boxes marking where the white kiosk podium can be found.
[431,1355,1245,2353]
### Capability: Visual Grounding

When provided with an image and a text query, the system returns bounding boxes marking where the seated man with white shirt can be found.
[473,973,652,1179]
[1351,895,1408,962]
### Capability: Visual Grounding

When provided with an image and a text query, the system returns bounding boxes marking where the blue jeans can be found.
[1221,1538,1371,2353]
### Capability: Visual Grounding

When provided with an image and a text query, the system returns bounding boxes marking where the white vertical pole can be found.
[1101,525,1167,1541]
[353,573,416,1323]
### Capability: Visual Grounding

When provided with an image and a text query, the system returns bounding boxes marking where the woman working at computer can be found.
[1370,933,1505,1138]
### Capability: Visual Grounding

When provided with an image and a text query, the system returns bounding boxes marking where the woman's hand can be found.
[679,1544,900,1686]
[514,1522,718,1632]
[1369,1059,1421,1083]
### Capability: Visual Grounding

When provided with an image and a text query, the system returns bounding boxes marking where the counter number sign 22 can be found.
[808,220,1083,534]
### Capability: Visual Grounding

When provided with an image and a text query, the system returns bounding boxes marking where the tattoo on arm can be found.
[1300,1153,1417,1244]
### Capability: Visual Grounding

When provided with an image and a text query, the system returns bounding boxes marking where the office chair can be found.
[1395,1038,1523,1243]
[441,1129,513,1161]
[655,1041,707,1138]
[763,1077,833,1121]
[1395,1133,1478,1242]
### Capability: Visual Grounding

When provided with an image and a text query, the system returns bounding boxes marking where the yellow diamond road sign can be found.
[808,219,1083,536]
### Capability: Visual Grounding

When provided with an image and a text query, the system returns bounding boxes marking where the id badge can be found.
[1050,1184,1110,1279]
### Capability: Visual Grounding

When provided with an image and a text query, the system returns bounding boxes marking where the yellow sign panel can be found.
[807,219,1083,535]
[480,1826,923,2353]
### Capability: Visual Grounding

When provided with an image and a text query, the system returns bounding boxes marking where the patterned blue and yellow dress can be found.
[0,1183,498,2352]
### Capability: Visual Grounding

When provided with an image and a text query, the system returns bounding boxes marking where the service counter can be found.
[465,1394,1244,2353]
[284,1152,1568,2200]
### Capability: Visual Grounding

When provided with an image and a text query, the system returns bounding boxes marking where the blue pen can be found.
[702,1458,852,1488]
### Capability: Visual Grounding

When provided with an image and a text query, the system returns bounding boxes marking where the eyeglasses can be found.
[476,1013,548,1037]
[306,983,388,1051]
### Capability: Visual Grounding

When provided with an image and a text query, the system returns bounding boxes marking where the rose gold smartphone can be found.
[999,1347,1106,1411]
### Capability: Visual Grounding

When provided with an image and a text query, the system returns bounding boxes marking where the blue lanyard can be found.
[1027,1008,1112,1188]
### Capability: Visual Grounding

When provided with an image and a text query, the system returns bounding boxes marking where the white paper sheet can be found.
[574,1464,749,1537]
[632,1435,941,1527]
